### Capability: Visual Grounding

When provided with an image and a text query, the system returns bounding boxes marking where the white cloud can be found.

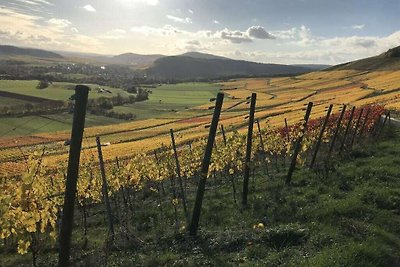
[216,26,274,43]
[219,28,252,43]
[247,26,274,39]
[47,18,72,28]
[166,15,192,24]
[188,9,194,14]
[83,4,96,12]
[213,20,220,24]
[352,24,365,30]
[99,29,127,39]
[0,7,104,53]
[71,27,79,33]
[16,0,53,6]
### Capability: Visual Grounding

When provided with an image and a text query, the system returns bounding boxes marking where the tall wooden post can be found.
[339,106,356,152]
[96,136,115,241]
[358,108,370,139]
[242,93,257,206]
[189,93,224,236]
[58,85,89,267]
[350,108,364,148]
[286,102,313,185]
[170,128,188,221]
[310,104,333,168]
[220,124,227,146]
[327,105,346,158]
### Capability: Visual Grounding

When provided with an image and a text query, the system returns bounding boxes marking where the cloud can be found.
[16,0,53,6]
[99,29,127,39]
[219,29,252,43]
[247,26,274,39]
[186,40,200,46]
[83,4,96,12]
[352,24,365,30]
[213,20,220,24]
[47,18,72,28]
[166,15,192,24]
[217,26,274,43]
[0,7,104,53]
[131,25,181,36]
[188,9,194,14]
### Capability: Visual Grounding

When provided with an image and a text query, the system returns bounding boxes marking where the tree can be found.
[36,80,50,89]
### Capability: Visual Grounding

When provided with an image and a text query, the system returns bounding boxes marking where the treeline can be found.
[0,101,67,117]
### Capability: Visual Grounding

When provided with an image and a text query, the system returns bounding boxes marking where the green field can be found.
[113,82,220,119]
[0,114,124,137]
[0,80,133,101]
[0,81,220,136]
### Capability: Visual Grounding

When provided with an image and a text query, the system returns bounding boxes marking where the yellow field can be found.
[1,68,400,176]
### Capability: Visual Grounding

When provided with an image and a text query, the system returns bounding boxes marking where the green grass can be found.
[0,80,133,101]
[0,96,29,107]
[112,82,220,119]
[3,126,400,266]
[0,114,124,137]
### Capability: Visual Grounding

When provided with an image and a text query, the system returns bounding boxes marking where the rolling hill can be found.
[0,45,63,59]
[329,45,400,71]
[145,54,314,80]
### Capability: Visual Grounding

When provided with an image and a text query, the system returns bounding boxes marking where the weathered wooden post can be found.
[310,104,333,168]
[242,93,257,206]
[358,108,370,139]
[339,106,356,152]
[96,136,115,242]
[327,105,346,158]
[58,85,89,267]
[170,128,189,222]
[286,102,313,185]
[189,93,224,236]
[376,111,390,138]
[350,108,364,148]
[220,124,227,146]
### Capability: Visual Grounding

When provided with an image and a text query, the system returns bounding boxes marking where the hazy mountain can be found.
[0,45,63,59]
[110,53,164,67]
[180,52,229,60]
[329,46,400,71]
[145,55,313,80]
[292,64,331,70]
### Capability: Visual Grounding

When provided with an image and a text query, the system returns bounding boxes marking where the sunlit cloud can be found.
[166,15,192,24]
[352,24,365,30]
[83,4,96,12]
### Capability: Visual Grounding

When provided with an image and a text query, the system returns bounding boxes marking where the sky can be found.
[1,0,400,64]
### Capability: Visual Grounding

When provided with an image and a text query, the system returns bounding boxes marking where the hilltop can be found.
[145,55,313,80]
[330,45,400,71]
[0,45,63,59]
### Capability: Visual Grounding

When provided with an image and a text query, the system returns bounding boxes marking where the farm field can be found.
[0,80,133,101]
[1,69,400,177]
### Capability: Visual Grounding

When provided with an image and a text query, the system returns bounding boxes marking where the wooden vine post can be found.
[286,102,313,185]
[350,108,364,148]
[339,106,356,152]
[242,93,257,206]
[189,93,224,236]
[170,128,189,222]
[58,85,89,267]
[327,104,347,158]
[96,136,115,242]
[310,104,333,169]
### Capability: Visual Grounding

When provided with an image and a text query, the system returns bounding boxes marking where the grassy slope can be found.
[111,82,220,120]
[0,82,220,136]
[4,126,400,266]
[0,114,124,137]
[0,80,132,101]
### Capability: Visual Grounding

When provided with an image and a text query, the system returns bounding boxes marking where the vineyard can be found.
[1,81,396,266]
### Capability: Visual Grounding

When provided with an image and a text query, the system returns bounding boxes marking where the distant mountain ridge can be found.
[0,45,63,59]
[329,45,400,71]
[145,55,314,80]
